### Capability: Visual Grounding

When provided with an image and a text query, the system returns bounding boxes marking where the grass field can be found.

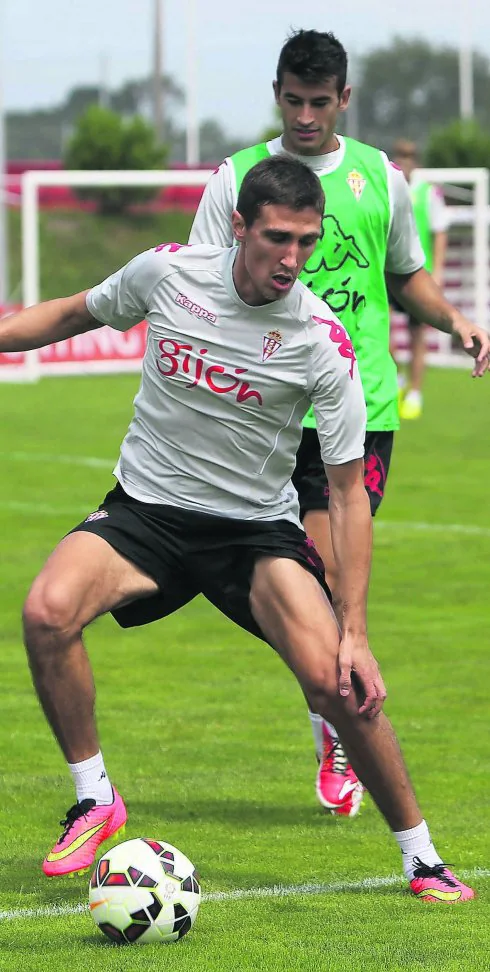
[0,367,489,971]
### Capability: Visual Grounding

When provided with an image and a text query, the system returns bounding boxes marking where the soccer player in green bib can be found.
[391,139,449,419]
[189,29,489,819]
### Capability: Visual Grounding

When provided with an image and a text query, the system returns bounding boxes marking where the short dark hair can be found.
[276,29,348,96]
[236,156,325,228]
[392,138,418,161]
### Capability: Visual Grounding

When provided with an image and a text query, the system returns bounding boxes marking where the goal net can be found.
[1,165,488,381]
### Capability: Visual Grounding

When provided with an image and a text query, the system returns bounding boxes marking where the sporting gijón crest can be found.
[262,330,283,361]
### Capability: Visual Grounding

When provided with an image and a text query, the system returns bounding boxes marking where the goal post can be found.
[394,166,489,367]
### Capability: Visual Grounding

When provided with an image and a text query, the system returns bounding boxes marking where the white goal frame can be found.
[17,169,214,382]
[407,167,489,367]
[2,165,488,381]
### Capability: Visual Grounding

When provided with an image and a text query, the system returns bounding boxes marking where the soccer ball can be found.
[89,838,201,945]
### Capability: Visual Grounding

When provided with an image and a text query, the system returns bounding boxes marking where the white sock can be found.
[404,388,422,406]
[308,711,338,761]
[393,820,443,880]
[68,751,114,806]
[397,372,407,390]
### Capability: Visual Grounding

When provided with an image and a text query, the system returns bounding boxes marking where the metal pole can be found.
[345,50,359,141]
[459,47,474,119]
[186,0,200,165]
[153,0,164,142]
[99,52,110,109]
[459,5,474,119]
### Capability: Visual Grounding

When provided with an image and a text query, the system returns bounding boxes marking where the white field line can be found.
[376,520,490,539]
[1,867,490,922]
[0,451,113,469]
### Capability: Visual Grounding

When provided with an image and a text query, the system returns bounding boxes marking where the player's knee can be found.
[306,670,339,715]
[307,673,358,723]
[23,582,80,645]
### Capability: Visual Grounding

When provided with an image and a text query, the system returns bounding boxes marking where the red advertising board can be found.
[0,306,147,375]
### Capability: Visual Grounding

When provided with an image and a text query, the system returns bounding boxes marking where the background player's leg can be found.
[302,508,339,617]
[301,508,361,813]
[400,319,425,419]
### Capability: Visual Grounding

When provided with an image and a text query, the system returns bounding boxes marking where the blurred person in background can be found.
[390,139,449,420]
[189,28,489,818]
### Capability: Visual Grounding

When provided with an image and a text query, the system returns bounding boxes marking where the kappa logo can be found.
[85,510,109,522]
[346,169,367,201]
[175,293,217,324]
[262,329,283,361]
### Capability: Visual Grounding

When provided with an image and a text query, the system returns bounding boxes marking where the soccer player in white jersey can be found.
[189,29,490,818]
[2,157,475,901]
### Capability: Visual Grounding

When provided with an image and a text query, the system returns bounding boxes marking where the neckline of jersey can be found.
[267,133,346,175]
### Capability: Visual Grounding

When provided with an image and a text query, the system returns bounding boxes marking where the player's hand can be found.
[338,633,387,719]
[451,315,490,377]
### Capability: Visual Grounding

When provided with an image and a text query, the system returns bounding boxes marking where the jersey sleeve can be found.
[307,317,367,466]
[188,161,235,246]
[429,185,450,233]
[86,248,170,331]
[384,159,426,274]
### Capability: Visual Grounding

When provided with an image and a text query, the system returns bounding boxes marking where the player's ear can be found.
[273,80,280,105]
[338,85,351,113]
[232,210,247,244]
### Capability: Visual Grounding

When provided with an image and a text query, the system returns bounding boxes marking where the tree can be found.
[425,119,490,168]
[7,74,184,161]
[64,105,167,214]
[356,37,490,151]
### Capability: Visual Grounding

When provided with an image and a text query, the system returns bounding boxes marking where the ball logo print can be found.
[89,838,201,945]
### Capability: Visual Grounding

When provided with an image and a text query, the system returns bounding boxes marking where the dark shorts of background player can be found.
[292,428,394,519]
[70,482,330,642]
[388,293,420,326]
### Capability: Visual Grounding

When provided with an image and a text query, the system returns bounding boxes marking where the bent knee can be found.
[307,675,359,722]
[23,582,82,643]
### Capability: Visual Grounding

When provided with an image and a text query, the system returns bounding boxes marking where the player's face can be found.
[274,73,350,156]
[231,203,321,305]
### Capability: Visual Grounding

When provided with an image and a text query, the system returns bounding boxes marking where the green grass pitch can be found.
[0,367,489,971]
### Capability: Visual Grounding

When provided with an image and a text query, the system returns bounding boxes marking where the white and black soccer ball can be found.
[89,838,201,945]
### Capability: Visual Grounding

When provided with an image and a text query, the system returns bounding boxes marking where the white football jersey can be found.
[86,243,366,524]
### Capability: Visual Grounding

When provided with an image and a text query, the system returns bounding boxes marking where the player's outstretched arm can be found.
[326,458,386,720]
[0,291,101,353]
[386,267,490,376]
